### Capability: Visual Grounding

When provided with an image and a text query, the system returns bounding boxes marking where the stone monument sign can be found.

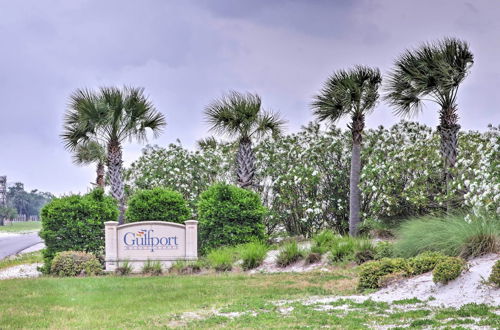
[104,220,198,272]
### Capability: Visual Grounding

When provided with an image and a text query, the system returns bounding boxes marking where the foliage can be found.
[50,251,102,277]
[311,229,338,254]
[240,241,268,270]
[207,247,236,272]
[374,242,395,260]
[62,86,167,223]
[126,122,499,236]
[142,260,163,275]
[126,187,190,223]
[328,236,375,264]
[197,183,266,254]
[0,251,42,270]
[276,241,305,267]
[0,206,17,226]
[357,258,410,290]
[304,252,322,264]
[6,182,53,217]
[432,257,465,284]
[115,260,132,276]
[395,213,499,258]
[169,260,203,275]
[407,251,447,275]
[39,189,118,273]
[489,260,500,287]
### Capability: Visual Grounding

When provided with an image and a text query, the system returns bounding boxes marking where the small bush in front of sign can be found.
[126,187,190,223]
[115,260,133,276]
[197,183,266,254]
[50,251,102,277]
[142,259,163,276]
[40,189,119,274]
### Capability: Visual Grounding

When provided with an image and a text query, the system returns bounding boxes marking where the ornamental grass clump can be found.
[395,214,499,258]
[276,241,305,267]
[207,247,236,272]
[311,229,338,254]
[142,260,163,276]
[169,260,203,275]
[50,251,102,277]
[115,260,133,276]
[432,257,466,284]
[240,241,268,270]
[328,236,375,264]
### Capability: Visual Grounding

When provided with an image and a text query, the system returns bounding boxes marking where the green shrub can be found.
[357,258,410,290]
[169,260,203,274]
[395,214,499,258]
[50,251,102,277]
[115,260,132,276]
[329,236,374,264]
[488,260,500,287]
[276,241,305,267]
[207,247,236,272]
[407,251,447,275]
[126,188,190,223]
[197,184,266,254]
[40,189,118,273]
[142,260,163,275]
[433,257,465,284]
[240,241,268,270]
[311,229,338,254]
[374,241,395,260]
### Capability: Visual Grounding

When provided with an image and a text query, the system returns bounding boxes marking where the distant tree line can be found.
[0,182,53,225]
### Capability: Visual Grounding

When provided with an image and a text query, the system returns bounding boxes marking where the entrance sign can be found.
[104,220,198,272]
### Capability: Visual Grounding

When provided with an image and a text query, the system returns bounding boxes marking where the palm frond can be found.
[72,140,107,166]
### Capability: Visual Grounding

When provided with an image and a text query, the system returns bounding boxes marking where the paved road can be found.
[0,233,42,259]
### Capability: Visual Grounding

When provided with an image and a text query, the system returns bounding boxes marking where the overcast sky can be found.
[0,0,499,195]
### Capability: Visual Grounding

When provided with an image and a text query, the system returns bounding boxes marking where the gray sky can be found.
[0,0,499,195]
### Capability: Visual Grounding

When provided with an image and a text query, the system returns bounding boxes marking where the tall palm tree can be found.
[204,91,285,188]
[312,66,382,236]
[385,37,474,190]
[62,86,166,223]
[73,140,107,188]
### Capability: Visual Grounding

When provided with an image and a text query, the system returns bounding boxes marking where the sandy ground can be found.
[0,263,42,280]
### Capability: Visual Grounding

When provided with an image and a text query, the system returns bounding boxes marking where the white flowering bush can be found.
[125,121,499,235]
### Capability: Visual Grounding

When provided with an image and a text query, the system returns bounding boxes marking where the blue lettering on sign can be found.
[123,229,179,252]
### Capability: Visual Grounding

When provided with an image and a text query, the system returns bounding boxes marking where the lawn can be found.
[0,221,41,233]
[0,269,498,329]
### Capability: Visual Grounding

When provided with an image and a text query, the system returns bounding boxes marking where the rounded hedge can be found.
[39,189,118,273]
[126,187,190,223]
[433,257,465,284]
[50,251,102,277]
[197,183,266,254]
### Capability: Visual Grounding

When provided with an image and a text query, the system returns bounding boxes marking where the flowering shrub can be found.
[125,121,499,236]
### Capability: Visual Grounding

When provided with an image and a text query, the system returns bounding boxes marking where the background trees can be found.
[385,37,474,192]
[62,86,166,223]
[312,66,382,236]
[204,91,285,189]
[6,182,53,218]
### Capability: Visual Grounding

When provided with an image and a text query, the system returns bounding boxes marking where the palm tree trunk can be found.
[437,106,460,210]
[236,137,255,189]
[349,114,364,236]
[107,140,125,224]
[96,162,105,188]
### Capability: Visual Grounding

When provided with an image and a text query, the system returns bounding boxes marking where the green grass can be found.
[240,241,268,270]
[0,221,41,233]
[0,251,43,270]
[0,271,498,328]
[395,213,499,258]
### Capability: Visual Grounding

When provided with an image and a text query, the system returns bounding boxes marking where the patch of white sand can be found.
[0,263,42,280]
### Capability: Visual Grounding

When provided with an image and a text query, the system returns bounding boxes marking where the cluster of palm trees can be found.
[62,37,474,233]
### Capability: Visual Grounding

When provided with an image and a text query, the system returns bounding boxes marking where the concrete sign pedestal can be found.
[104,220,198,272]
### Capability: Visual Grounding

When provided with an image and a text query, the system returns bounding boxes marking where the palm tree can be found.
[73,140,107,188]
[62,86,166,223]
[204,91,285,188]
[312,66,382,236]
[385,37,474,190]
